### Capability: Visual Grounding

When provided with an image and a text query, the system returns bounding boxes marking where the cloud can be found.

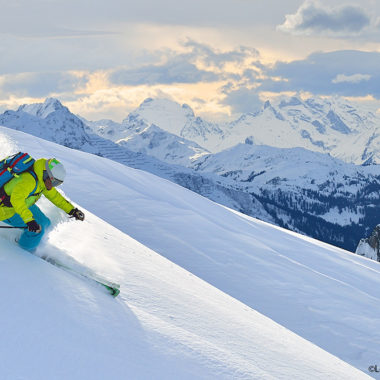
[259,50,380,98]
[110,60,218,86]
[182,40,259,68]
[0,0,303,34]
[332,73,371,84]
[0,72,89,97]
[0,39,264,121]
[221,87,263,114]
[109,41,259,86]
[278,0,371,36]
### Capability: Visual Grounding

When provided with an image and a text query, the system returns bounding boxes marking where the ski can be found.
[38,254,120,298]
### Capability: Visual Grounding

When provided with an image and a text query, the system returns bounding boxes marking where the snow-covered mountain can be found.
[119,96,380,165]
[0,99,274,225]
[116,124,209,166]
[123,97,225,144]
[82,117,127,141]
[191,142,380,251]
[0,126,378,379]
[0,98,92,150]
[224,97,380,165]
[85,116,209,166]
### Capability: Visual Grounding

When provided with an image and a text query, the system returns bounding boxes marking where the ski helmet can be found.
[44,158,66,187]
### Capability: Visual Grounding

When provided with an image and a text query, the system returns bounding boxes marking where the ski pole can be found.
[0,225,27,229]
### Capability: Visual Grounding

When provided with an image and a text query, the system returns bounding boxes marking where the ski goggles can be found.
[44,161,64,187]
[43,170,63,187]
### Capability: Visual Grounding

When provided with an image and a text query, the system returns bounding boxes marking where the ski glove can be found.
[26,220,42,233]
[69,208,85,221]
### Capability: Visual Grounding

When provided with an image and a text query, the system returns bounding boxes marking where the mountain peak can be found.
[182,103,195,117]
[124,97,197,136]
[263,100,271,109]
[279,96,303,108]
[137,97,195,115]
[18,97,67,119]
[141,97,154,105]
[44,97,64,108]
[262,100,285,121]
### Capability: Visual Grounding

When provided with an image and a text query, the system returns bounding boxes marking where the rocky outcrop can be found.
[355,225,380,261]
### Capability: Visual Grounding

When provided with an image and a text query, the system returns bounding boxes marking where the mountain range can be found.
[91,96,380,166]
[0,96,379,254]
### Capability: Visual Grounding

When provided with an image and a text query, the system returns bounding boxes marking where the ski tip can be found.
[110,287,120,298]
[102,284,120,298]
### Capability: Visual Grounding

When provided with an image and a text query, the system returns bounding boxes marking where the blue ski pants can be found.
[3,205,51,252]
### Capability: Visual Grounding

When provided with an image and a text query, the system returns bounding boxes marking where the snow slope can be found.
[0,126,378,378]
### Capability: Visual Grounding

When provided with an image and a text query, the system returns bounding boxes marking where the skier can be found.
[0,157,85,252]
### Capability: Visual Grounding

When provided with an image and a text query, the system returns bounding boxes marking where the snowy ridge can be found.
[0,127,379,378]
[116,124,209,167]
[123,97,224,142]
[192,143,380,251]
[18,97,68,119]
[0,98,91,150]
[192,142,379,192]
[85,100,212,166]
[120,96,380,165]
[4,96,379,167]
[85,116,211,167]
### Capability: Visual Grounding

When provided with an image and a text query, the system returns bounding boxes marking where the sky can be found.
[1,0,380,121]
